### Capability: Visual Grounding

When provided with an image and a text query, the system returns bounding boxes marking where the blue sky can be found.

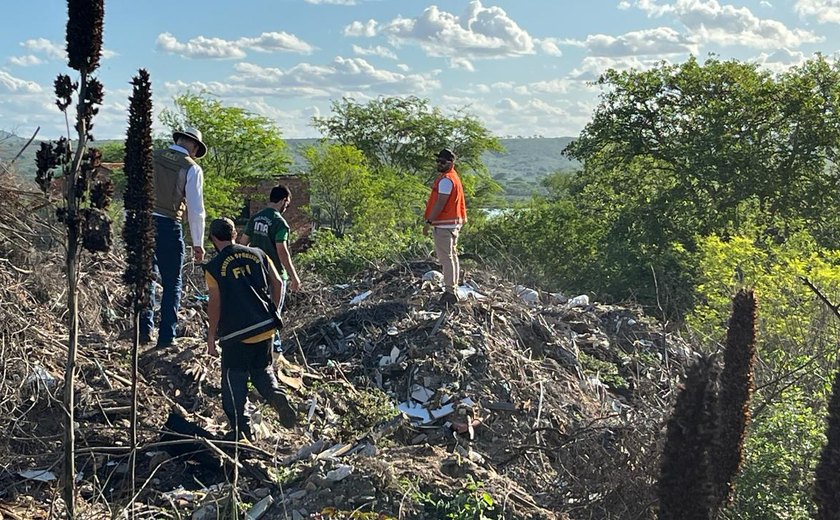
[2,0,839,140]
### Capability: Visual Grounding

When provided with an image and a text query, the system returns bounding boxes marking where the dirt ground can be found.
[0,176,694,519]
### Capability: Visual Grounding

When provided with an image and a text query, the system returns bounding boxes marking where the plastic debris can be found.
[18,469,57,482]
[422,270,444,283]
[515,285,539,304]
[25,365,56,391]
[349,290,372,305]
[566,294,590,308]
[456,284,486,301]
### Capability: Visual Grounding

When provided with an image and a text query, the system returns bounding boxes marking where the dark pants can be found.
[221,338,293,438]
[140,215,184,345]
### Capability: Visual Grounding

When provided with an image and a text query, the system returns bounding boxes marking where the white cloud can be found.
[0,70,42,93]
[461,96,591,137]
[352,44,398,59]
[21,38,65,60]
[306,0,358,4]
[238,32,315,54]
[156,31,314,60]
[630,0,822,48]
[349,0,556,62]
[450,57,475,71]
[18,38,116,62]
[570,55,668,80]
[227,57,440,96]
[636,0,823,49]
[156,33,246,59]
[537,38,563,57]
[8,55,44,67]
[795,0,840,24]
[580,27,697,56]
[753,48,807,73]
[343,19,379,37]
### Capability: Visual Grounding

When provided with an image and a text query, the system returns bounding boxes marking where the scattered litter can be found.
[161,486,196,503]
[25,365,56,391]
[422,270,444,283]
[18,469,56,482]
[399,401,433,424]
[456,284,486,301]
[306,395,318,424]
[410,385,434,404]
[386,325,399,336]
[316,443,354,461]
[334,283,350,289]
[516,285,539,304]
[550,292,568,304]
[566,294,590,308]
[455,444,486,464]
[458,347,477,359]
[378,346,401,367]
[349,290,372,305]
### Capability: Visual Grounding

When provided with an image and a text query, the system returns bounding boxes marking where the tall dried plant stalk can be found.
[658,355,719,520]
[712,289,757,509]
[815,367,840,517]
[32,1,107,517]
[122,69,155,519]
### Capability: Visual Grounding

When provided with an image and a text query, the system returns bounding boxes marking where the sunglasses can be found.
[436,158,451,163]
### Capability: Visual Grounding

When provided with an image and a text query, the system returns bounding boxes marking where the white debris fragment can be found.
[349,290,372,305]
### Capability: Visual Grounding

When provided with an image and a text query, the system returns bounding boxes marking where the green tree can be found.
[559,55,840,315]
[303,143,374,236]
[160,92,291,218]
[312,96,503,206]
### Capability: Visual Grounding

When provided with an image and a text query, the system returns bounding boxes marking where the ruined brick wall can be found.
[242,175,312,243]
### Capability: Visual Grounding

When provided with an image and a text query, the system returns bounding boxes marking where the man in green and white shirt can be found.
[239,184,302,351]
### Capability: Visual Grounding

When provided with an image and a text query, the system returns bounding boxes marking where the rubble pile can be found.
[0,175,696,519]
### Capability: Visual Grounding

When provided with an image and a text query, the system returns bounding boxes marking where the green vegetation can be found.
[160,92,291,218]
[412,476,498,520]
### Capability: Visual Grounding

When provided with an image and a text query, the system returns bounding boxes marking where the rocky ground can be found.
[0,174,696,519]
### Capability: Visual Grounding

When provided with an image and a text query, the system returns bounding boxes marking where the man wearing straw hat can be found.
[140,127,208,348]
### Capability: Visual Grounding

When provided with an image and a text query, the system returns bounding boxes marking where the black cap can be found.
[437,148,456,161]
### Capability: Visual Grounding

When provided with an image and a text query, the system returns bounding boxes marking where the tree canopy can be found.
[312,96,504,206]
[160,92,291,218]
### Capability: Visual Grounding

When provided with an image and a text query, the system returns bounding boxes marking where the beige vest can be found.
[152,148,195,221]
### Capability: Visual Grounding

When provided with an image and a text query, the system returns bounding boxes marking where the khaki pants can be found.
[433,226,460,294]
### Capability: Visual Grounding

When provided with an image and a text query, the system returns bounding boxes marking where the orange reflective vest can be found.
[425,168,467,226]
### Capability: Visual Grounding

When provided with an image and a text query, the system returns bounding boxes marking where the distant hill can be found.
[0,130,39,179]
[486,137,578,199]
[2,133,578,200]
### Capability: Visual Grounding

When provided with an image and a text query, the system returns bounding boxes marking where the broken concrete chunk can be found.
[245,495,274,520]
[325,464,353,482]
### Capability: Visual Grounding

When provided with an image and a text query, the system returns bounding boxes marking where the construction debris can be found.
[0,174,694,519]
